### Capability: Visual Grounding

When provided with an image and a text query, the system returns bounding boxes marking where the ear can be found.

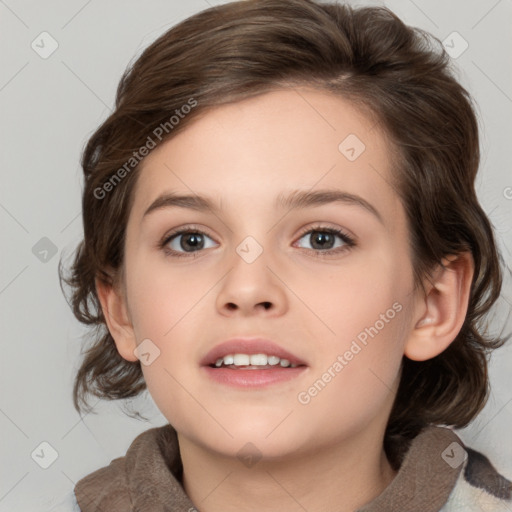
[95,275,139,362]
[404,252,474,361]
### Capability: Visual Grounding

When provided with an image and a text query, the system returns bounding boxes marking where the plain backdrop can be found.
[1,0,511,510]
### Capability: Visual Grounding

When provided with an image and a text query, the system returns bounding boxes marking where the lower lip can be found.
[201,365,307,388]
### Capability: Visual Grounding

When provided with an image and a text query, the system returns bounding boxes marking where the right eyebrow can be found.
[143,193,219,218]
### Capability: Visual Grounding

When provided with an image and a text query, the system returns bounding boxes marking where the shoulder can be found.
[72,424,181,510]
[441,443,512,511]
[382,425,512,512]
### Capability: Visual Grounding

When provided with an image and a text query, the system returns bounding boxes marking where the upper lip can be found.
[200,337,307,367]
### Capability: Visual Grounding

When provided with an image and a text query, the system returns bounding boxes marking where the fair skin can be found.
[97,88,474,512]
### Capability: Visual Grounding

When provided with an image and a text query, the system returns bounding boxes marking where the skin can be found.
[97,87,474,512]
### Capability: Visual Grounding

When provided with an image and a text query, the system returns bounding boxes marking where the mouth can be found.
[209,353,303,369]
[200,338,308,388]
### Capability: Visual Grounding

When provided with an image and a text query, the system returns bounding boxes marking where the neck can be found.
[178,426,397,512]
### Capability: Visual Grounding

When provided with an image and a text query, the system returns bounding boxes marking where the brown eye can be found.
[174,232,206,252]
[161,229,217,257]
[295,227,355,254]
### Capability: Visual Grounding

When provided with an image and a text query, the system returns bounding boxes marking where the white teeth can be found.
[250,354,267,365]
[213,353,300,368]
[233,354,250,366]
[267,356,280,366]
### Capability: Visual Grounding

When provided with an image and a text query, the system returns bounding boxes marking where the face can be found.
[117,88,418,460]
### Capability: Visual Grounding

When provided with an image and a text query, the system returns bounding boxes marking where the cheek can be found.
[126,256,208,340]
[294,247,410,409]
[124,258,216,423]
[295,243,409,340]
[296,305,407,440]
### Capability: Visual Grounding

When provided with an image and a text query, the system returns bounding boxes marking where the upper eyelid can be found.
[163,224,217,242]
[295,223,354,239]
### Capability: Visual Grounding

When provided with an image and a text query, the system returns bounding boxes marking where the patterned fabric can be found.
[46,424,511,511]
[440,447,512,511]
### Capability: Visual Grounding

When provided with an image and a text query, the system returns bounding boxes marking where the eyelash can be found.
[158,224,356,259]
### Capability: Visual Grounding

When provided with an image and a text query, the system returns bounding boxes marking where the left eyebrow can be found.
[276,189,384,225]
[142,188,383,225]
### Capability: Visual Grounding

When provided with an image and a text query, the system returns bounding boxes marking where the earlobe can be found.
[404,252,474,361]
[95,276,139,362]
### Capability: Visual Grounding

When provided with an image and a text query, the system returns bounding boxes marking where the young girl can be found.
[56,0,511,510]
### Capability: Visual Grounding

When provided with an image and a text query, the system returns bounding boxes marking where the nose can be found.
[215,245,288,317]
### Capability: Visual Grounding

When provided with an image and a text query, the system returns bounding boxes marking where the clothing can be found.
[47,423,511,511]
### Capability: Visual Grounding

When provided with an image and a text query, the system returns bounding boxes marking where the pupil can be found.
[182,233,203,251]
[311,232,333,250]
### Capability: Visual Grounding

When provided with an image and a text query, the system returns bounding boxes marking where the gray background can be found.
[1,0,511,510]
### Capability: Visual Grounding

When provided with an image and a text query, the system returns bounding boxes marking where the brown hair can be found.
[59,0,508,469]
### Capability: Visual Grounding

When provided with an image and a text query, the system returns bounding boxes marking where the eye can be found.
[294,226,355,256]
[160,227,217,257]
[158,224,356,259]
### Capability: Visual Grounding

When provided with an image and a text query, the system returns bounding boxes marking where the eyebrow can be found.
[143,188,383,224]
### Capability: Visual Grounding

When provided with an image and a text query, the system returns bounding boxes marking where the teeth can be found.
[250,354,267,365]
[213,353,300,368]
[267,355,280,366]
[233,354,250,366]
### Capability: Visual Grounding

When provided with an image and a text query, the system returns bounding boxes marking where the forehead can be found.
[131,87,401,223]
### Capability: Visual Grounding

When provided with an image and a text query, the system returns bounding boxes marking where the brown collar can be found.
[75,424,463,511]
[359,426,463,511]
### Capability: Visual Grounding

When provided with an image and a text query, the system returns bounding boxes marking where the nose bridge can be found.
[215,231,287,314]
